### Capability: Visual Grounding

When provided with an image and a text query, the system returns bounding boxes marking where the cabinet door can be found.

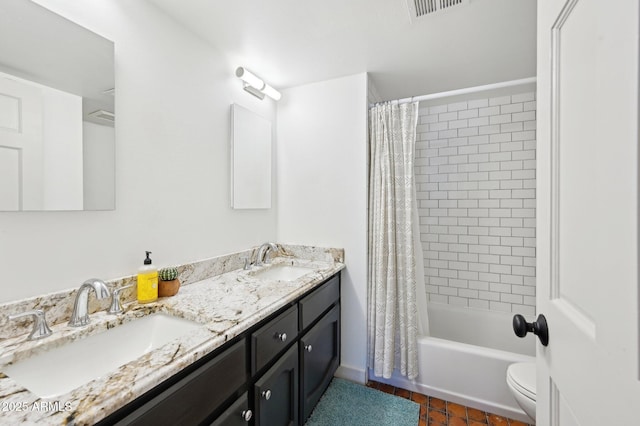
[300,304,340,422]
[210,393,252,426]
[254,345,298,426]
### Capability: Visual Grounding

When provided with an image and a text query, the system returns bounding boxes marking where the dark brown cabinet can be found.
[251,305,298,375]
[299,275,340,330]
[210,393,251,426]
[299,304,340,422]
[100,272,340,426]
[111,339,247,426]
[254,345,299,426]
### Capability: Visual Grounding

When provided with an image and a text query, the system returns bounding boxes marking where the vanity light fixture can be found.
[235,67,282,101]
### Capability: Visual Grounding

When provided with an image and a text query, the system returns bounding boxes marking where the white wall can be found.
[277,73,369,382]
[0,0,278,302]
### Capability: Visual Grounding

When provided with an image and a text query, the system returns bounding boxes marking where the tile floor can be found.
[366,381,532,426]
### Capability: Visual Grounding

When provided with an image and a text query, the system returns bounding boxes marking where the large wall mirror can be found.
[0,0,115,211]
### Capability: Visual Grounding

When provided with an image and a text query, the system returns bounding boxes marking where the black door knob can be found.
[513,314,549,346]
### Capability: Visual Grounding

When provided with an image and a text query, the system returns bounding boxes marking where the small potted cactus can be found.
[158,266,180,297]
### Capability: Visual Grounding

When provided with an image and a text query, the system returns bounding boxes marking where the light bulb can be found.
[262,84,282,101]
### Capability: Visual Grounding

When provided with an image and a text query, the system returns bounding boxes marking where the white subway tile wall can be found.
[416,91,537,315]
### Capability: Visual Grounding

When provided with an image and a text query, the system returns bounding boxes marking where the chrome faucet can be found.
[68,278,111,327]
[255,242,278,266]
[8,309,53,340]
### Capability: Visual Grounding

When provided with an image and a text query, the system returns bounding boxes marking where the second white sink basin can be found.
[3,313,202,398]
[251,264,315,281]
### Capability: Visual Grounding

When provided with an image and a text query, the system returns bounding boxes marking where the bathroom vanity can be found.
[0,245,344,426]
[102,274,340,425]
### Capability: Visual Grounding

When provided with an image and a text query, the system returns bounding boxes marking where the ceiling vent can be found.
[406,0,468,22]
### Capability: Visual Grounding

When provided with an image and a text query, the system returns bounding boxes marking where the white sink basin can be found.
[252,264,315,281]
[3,313,202,398]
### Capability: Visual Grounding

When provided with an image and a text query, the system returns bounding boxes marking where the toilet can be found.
[506,362,536,423]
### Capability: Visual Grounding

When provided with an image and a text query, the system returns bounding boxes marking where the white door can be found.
[0,75,43,210]
[536,0,640,424]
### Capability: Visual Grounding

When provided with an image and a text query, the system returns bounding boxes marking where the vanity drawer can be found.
[251,305,298,375]
[115,339,247,426]
[299,275,340,331]
[210,392,250,426]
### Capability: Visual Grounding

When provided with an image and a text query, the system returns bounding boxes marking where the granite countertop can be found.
[0,246,344,425]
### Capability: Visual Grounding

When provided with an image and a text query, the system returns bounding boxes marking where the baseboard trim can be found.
[335,364,367,384]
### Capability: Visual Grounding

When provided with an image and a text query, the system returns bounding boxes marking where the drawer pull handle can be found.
[241,409,253,422]
[276,332,287,342]
[305,344,313,352]
[262,390,272,400]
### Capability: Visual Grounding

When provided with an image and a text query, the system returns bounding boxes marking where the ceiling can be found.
[145,0,536,101]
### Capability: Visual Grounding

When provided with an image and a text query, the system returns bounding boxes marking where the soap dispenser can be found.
[137,251,158,303]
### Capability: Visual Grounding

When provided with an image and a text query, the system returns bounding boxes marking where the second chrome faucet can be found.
[255,242,278,266]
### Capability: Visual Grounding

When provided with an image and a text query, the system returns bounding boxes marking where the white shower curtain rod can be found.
[370,77,537,108]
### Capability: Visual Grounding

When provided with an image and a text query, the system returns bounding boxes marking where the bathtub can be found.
[369,302,535,423]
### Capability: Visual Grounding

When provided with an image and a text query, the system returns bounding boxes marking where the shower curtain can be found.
[368,101,423,380]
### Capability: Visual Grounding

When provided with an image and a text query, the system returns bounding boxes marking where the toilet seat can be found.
[507,362,536,401]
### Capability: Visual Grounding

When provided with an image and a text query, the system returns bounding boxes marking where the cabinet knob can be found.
[262,389,272,400]
[241,409,253,422]
[276,332,287,342]
[304,344,313,352]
